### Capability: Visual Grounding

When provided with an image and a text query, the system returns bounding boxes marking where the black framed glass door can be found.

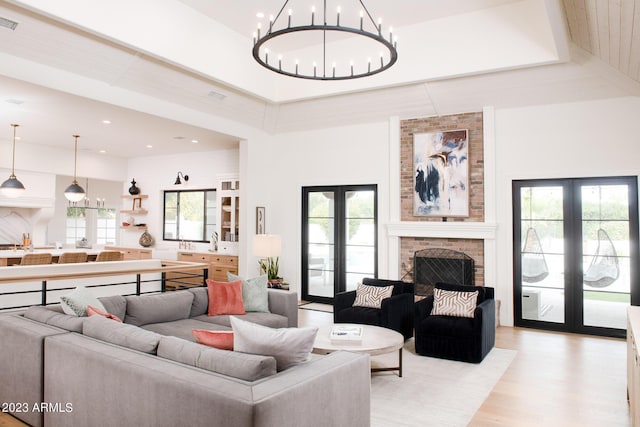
[301,185,378,304]
[513,177,639,338]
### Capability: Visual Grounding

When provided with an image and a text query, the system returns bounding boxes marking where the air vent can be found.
[0,17,19,31]
[208,91,226,101]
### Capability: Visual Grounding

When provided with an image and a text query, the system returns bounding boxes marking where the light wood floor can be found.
[299,307,631,427]
[0,308,631,427]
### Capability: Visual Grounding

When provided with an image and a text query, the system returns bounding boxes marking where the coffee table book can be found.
[330,325,364,342]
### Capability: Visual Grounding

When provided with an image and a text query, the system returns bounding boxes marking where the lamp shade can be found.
[252,234,282,257]
[0,175,25,198]
[64,181,85,202]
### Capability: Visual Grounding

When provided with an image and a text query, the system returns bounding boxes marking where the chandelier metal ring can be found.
[252,0,398,81]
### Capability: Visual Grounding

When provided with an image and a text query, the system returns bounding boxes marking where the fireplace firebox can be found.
[413,248,475,296]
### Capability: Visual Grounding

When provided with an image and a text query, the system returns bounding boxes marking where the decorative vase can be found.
[128,179,140,195]
[139,230,154,247]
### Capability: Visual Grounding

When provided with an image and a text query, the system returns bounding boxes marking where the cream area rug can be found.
[369,340,516,427]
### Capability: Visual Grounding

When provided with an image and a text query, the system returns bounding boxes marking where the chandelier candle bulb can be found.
[389,27,393,41]
[378,17,382,34]
[360,10,363,30]
[278,55,282,70]
[311,6,315,25]
[265,48,269,64]
[337,6,341,26]
[269,15,274,32]
[257,22,261,39]
[288,9,292,27]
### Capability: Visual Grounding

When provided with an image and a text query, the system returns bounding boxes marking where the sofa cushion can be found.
[335,306,382,326]
[156,335,277,381]
[352,283,394,309]
[431,288,478,318]
[419,315,476,338]
[141,318,230,342]
[230,316,318,371]
[228,273,270,313]
[206,279,245,316]
[187,287,208,317]
[23,306,85,332]
[193,312,289,329]
[98,294,127,322]
[60,286,106,317]
[83,315,162,354]
[124,291,194,326]
[192,329,234,350]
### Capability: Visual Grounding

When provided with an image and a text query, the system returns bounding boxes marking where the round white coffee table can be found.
[312,323,404,377]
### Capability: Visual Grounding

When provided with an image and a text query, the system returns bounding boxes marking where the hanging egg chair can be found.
[521,227,549,283]
[583,228,619,288]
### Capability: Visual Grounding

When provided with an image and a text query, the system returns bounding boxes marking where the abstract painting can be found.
[413,129,469,217]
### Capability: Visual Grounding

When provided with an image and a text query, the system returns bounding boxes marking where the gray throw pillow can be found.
[230,316,318,371]
[228,273,270,313]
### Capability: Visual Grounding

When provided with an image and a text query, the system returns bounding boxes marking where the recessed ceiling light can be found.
[146,145,153,149]
[102,120,111,124]
[99,150,107,154]
[192,139,199,144]
[256,12,264,18]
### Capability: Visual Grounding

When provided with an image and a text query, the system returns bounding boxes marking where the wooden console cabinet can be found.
[104,246,152,260]
[628,306,640,425]
[165,251,238,290]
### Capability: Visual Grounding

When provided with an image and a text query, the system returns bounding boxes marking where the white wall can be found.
[124,148,240,250]
[493,96,640,326]
[242,121,391,295]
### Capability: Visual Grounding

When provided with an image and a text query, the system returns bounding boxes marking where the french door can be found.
[513,177,639,338]
[301,185,378,304]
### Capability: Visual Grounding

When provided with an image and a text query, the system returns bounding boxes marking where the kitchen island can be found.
[0,249,102,266]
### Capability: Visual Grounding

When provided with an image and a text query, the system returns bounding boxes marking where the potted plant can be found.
[259,256,283,287]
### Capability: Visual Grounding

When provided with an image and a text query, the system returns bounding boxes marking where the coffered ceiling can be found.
[0,0,638,158]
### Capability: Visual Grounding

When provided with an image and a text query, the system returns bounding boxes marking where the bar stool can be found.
[95,251,123,262]
[58,252,88,264]
[20,253,53,265]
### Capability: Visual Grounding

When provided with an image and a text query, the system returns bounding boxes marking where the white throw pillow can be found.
[60,286,106,317]
[230,316,318,371]
[431,288,478,318]
[352,283,394,309]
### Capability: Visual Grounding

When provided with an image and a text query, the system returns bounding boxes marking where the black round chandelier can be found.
[252,0,398,81]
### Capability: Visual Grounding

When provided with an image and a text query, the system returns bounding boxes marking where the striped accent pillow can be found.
[431,288,479,318]
[352,283,394,309]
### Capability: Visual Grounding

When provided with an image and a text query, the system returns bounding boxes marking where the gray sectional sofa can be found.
[0,288,371,427]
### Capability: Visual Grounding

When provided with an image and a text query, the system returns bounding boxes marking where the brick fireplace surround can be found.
[390,111,492,295]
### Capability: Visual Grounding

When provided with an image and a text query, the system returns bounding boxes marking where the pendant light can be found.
[64,134,85,202]
[0,124,26,198]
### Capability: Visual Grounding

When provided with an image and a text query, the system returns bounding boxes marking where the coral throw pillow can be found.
[192,329,234,350]
[206,279,246,316]
[86,305,122,322]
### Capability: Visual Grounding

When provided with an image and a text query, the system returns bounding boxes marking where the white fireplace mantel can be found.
[386,221,497,240]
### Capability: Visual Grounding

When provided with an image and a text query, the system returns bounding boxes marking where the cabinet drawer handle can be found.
[182,253,193,257]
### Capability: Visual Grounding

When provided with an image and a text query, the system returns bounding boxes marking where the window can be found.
[301,185,378,304]
[163,189,216,242]
[66,207,116,245]
[66,207,86,244]
[96,209,117,244]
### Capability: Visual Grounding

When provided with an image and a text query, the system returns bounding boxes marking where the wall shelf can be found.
[120,225,147,230]
[120,209,148,215]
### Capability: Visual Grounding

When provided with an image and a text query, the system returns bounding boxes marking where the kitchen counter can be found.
[0,249,101,266]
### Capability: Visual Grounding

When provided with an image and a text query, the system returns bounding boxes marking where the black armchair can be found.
[414,282,495,363]
[334,278,414,340]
